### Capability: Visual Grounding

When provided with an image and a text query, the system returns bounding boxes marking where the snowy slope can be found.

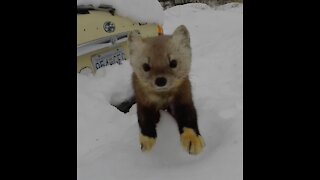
[77,3,243,180]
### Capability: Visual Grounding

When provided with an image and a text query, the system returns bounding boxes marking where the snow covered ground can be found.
[77,3,243,180]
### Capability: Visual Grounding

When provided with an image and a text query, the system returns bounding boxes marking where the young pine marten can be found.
[127,25,205,155]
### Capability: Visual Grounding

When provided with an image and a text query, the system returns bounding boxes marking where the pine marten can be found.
[127,25,205,155]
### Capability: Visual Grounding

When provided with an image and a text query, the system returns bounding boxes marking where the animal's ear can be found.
[171,25,190,48]
[128,31,143,54]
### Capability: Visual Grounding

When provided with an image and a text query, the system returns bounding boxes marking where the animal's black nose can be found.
[155,77,167,87]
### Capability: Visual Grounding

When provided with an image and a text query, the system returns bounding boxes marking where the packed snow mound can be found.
[77,0,164,25]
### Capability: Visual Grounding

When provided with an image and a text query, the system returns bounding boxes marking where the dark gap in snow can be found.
[111,95,136,113]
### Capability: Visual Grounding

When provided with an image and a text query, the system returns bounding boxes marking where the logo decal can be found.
[103,21,115,33]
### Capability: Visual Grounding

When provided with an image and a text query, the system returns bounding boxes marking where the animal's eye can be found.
[169,59,177,68]
[143,63,151,72]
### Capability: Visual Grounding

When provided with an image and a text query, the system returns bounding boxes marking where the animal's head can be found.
[128,25,192,92]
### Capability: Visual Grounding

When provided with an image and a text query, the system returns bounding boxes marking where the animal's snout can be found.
[155,77,167,87]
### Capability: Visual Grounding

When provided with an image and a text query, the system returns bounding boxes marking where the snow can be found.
[214,2,243,13]
[77,3,243,180]
[77,0,164,25]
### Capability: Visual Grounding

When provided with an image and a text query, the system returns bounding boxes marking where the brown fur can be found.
[132,73,190,110]
[128,25,205,155]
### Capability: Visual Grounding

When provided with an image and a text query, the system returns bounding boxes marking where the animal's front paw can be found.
[139,134,156,152]
[180,128,205,155]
